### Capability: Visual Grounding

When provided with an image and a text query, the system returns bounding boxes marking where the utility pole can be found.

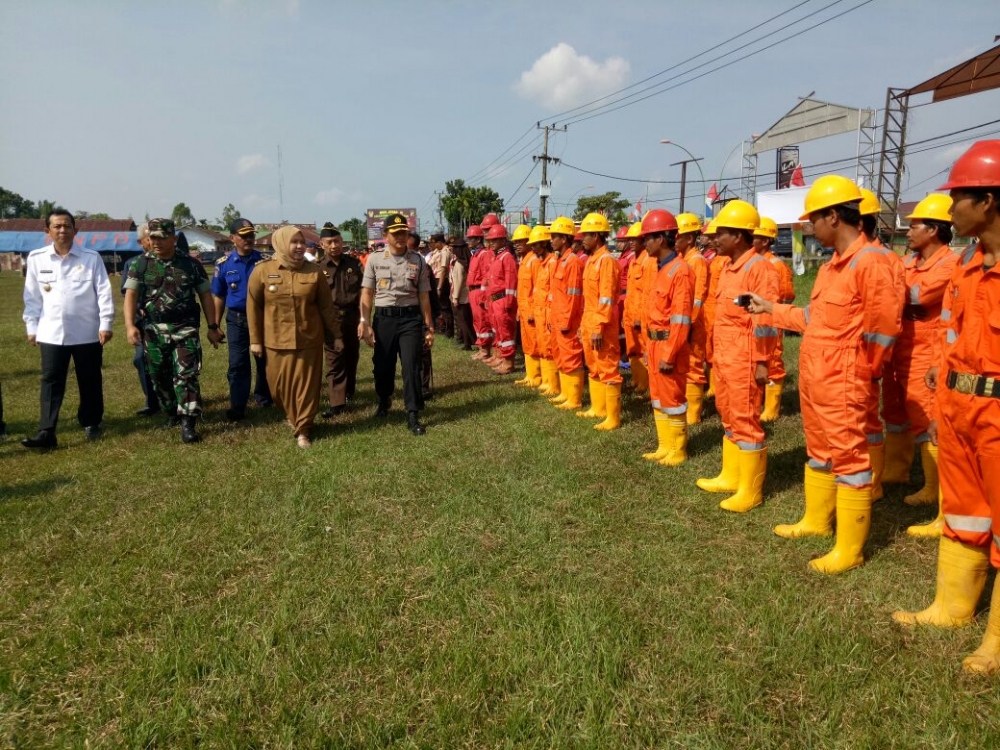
[671,157,703,213]
[277,144,285,223]
[533,122,567,225]
[434,190,444,231]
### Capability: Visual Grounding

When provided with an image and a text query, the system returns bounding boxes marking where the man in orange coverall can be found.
[616,225,636,369]
[893,141,1000,677]
[465,225,493,360]
[511,224,541,387]
[531,227,560,397]
[880,195,958,536]
[675,213,709,424]
[484,224,518,374]
[702,221,729,399]
[753,217,795,422]
[638,209,694,465]
[621,221,650,393]
[696,200,778,513]
[547,216,586,409]
[747,175,903,574]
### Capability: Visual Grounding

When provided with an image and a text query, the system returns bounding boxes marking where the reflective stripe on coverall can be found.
[715,251,779,450]
[622,249,649,357]
[617,248,635,354]
[517,251,540,358]
[646,252,694,415]
[581,247,622,384]
[487,249,519,359]
[863,242,905,447]
[937,244,1000,564]
[685,248,710,385]
[704,255,731,365]
[763,249,795,382]
[771,236,904,485]
[550,250,585,373]
[536,254,557,360]
[468,248,495,349]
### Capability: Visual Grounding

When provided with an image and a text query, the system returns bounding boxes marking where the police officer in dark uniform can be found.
[359,213,434,435]
[317,222,363,418]
[212,218,272,420]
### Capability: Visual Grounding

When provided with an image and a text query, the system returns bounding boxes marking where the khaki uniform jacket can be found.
[247,259,341,351]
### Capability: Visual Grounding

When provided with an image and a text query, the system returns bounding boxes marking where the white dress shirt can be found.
[23,244,115,345]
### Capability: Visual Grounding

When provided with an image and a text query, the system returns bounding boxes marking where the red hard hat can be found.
[486,224,508,240]
[466,224,483,238]
[615,225,629,240]
[573,232,584,241]
[939,140,1000,190]
[480,213,500,230]
[639,208,679,236]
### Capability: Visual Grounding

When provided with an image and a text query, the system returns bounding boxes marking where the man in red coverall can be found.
[465,225,493,360]
[484,224,518,375]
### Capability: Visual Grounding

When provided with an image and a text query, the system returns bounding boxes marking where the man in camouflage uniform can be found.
[123,218,224,443]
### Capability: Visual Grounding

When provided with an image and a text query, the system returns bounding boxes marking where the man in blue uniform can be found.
[212,218,272,421]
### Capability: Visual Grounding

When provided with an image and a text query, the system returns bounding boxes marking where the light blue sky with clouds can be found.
[2,0,998,230]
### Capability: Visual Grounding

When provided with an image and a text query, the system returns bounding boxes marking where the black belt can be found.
[647,328,670,341]
[946,371,1000,398]
[375,305,420,318]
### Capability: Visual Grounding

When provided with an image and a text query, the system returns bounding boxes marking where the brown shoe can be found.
[493,359,514,375]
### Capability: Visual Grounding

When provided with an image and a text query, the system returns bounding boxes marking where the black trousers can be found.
[38,341,104,432]
[372,311,423,412]
[454,302,475,348]
[325,310,361,406]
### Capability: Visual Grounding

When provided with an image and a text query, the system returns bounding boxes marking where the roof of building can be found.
[0,218,136,232]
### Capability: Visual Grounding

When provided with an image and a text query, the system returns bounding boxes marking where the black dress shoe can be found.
[83,425,102,441]
[376,402,391,418]
[21,431,57,450]
[225,408,245,422]
[255,399,274,408]
[180,416,201,444]
[135,406,160,417]
[407,411,426,436]
[160,415,181,430]
[322,405,345,419]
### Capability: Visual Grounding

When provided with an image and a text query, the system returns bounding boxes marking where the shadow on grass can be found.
[0,476,75,503]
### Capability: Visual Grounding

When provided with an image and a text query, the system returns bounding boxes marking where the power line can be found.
[469,134,544,188]
[504,162,538,208]
[463,125,537,184]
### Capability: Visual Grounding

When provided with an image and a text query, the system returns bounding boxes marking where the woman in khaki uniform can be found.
[248,226,342,448]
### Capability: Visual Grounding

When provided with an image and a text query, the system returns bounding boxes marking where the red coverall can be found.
[684,248,710,385]
[468,248,495,351]
[617,247,635,359]
[704,255,731,366]
[762,250,796,382]
[517,250,540,359]
[536,254,558,360]
[937,244,1000,564]
[550,250,585,373]
[581,246,622,384]
[882,245,958,442]
[714,251,779,450]
[622,249,649,358]
[487,248,519,359]
[646,253,694,415]
[771,236,904,485]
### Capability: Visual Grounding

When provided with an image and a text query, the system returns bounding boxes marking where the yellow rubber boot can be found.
[869,443,885,501]
[904,442,939,506]
[555,370,585,409]
[760,379,783,422]
[515,355,540,387]
[594,382,622,431]
[907,487,945,538]
[705,367,715,398]
[643,412,671,461]
[686,383,705,425]
[629,356,649,393]
[659,416,688,466]
[719,448,767,513]
[808,485,872,575]
[549,371,569,404]
[537,359,555,395]
[882,430,916,484]
[544,359,561,396]
[962,579,1000,676]
[773,464,836,539]
[576,379,607,418]
[892,536,989,627]
[696,438,741,493]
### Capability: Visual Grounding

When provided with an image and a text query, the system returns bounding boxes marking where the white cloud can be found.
[313,188,345,206]
[241,193,278,211]
[514,43,629,112]
[236,154,271,175]
[935,143,969,165]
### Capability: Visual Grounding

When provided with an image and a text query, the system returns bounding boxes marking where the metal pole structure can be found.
[534,123,567,226]
[661,140,706,211]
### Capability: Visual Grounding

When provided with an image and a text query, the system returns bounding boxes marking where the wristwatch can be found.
[208,323,219,330]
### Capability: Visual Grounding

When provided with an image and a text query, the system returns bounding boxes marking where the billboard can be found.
[366,208,417,242]
[777,147,801,190]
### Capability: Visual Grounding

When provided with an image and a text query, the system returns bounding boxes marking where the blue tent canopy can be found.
[0,231,142,253]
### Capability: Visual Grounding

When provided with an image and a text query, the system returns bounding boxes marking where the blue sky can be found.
[2,0,998,230]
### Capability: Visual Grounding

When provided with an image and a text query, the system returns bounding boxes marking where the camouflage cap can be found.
[148,218,176,238]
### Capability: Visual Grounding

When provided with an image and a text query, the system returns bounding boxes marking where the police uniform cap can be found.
[383,213,409,234]
[320,222,341,238]
[229,218,255,236]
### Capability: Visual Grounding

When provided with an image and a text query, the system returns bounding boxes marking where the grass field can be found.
[1,269,999,748]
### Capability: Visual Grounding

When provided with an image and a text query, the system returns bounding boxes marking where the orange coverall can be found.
[684,248,710,385]
[637,252,660,359]
[646,252,694,415]
[863,243,905,448]
[714,251,779,450]
[581,246,622,384]
[468,248,494,351]
[704,255,731,365]
[622,249,649,358]
[517,250,540,359]
[550,250,585,373]
[881,245,958,442]
[936,244,1000,564]
[487,248,519,359]
[762,250,795,382]
[617,247,635,358]
[771,236,904,485]
[536,254,558,360]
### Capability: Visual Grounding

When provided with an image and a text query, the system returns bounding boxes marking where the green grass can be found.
[1,270,998,748]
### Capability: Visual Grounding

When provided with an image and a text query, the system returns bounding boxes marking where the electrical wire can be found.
[470,134,544,188]
[464,125,537,184]
[504,162,539,208]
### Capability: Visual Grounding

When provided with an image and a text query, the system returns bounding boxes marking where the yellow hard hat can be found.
[906,193,953,223]
[527,225,551,245]
[702,219,718,236]
[676,212,701,235]
[579,212,611,233]
[549,216,576,236]
[754,216,778,239]
[859,188,880,216]
[714,200,760,232]
[626,221,643,238]
[511,224,532,242]
[799,175,863,220]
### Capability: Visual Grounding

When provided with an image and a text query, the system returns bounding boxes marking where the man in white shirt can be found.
[22,209,115,448]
